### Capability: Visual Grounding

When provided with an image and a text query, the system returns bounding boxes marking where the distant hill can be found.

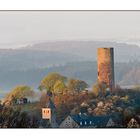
[22,40,140,62]
[0,60,140,90]
[0,40,140,90]
[0,40,140,71]
[0,49,83,71]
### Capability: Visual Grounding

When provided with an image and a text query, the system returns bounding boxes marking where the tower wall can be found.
[97,48,115,91]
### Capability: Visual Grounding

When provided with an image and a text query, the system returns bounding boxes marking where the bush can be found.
[92,82,107,96]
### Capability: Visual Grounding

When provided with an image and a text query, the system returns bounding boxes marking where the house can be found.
[127,118,140,128]
[23,98,28,103]
[106,118,115,127]
[60,113,116,128]
[81,89,88,95]
[41,97,58,128]
[72,114,115,128]
[16,98,28,104]
[60,115,79,128]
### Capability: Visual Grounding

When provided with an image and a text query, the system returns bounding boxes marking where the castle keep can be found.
[97,48,115,91]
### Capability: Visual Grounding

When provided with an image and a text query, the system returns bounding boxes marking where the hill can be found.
[0,40,140,90]
[22,40,140,62]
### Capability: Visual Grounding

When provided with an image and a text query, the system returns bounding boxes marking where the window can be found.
[85,121,87,125]
[90,121,92,124]
[80,122,82,125]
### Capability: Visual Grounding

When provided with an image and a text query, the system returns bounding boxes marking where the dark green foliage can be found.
[0,107,40,128]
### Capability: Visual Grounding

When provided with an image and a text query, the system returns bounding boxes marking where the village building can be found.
[81,89,88,95]
[59,115,79,128]
[47,98,58,128]
[16,98,28,104]
[41,92,58,128]
[106,118,115,127]
[60,112,117,128]
[127,118,140,128]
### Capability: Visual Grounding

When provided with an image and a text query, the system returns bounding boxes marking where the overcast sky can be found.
[0,11,140,48]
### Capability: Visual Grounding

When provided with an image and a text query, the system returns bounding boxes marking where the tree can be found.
[0,107,40,128]
[92,82,107,96]
[53,80,66,94]
[4,85,34,105]
[39,72,67,92]
[132,85,140,92]
[67,78,88,93]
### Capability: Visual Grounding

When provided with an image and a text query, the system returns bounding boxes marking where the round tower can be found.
[97,48,115,92]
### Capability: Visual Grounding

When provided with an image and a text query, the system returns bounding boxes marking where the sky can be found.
[0,11,140,48]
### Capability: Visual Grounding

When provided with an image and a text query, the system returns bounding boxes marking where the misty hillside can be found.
[0,41,140,72]
[0,41,140,90]
[0,49,83,71]
[0,61,140,90]
[22,41,140,62]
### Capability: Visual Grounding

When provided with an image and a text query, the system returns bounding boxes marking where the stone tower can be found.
[97,48,115,92]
